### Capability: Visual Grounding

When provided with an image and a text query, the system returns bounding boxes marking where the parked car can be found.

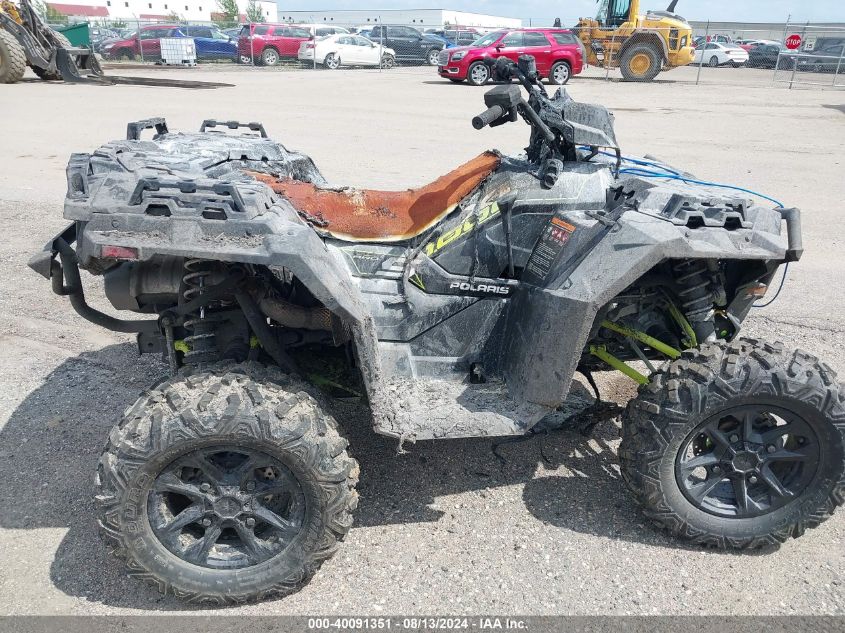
[237,23,312,65]
[89,27,119,52]
[426,28,478,47]
[298,34,396,69]
[438,28,584,86]
[296,24,350,38]
[797,44,845,73]
[693,42,749,67]
[747,43,789,69]
[693,34,733,48]
[365,25,445,65]
[101,25,183,60]
[181,25,237,61]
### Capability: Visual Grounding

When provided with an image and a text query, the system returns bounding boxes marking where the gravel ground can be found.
[0,64,843,616]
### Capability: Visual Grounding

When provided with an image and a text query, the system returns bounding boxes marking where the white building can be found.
[45,0,277,23]
[275,9,521,30]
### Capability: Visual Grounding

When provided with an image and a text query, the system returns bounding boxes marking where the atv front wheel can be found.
[94,362,358,603]
[620,339,845,549]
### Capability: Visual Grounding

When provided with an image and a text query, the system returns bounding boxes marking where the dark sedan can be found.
[797,44,845,73]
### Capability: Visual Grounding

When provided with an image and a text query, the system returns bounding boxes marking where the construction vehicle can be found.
[575,0,695,81]
[0,0,103,83]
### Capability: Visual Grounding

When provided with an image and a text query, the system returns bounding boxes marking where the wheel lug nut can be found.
[729,435,739,443]
[749,475,758,484]
[245,517,256,528]
[201,518,211,526]
[712,465,721,474]
[200,483,211,492]
[766,445,776,454]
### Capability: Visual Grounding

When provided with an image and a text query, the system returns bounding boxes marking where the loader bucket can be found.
[55,45,104,83]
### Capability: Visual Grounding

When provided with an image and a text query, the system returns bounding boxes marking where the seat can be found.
[251,151,501,242]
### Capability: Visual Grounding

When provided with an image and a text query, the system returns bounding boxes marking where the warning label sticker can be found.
[522,216,576,286]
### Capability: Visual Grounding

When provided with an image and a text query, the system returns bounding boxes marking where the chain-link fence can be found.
[43,14,845,88]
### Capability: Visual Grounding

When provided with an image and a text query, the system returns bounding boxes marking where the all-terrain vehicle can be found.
[29,56,845,604]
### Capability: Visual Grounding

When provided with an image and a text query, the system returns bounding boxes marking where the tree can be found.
[213,0,239,28]
[245,0,263,23]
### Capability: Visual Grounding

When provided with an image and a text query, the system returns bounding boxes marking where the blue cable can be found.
[597,155,789,308]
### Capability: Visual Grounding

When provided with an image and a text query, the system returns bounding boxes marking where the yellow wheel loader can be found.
[575,0,694,81]
[0,0,103,83]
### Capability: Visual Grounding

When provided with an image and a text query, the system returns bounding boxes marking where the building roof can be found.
[47,2,109,16]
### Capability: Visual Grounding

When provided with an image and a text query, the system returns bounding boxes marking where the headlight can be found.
[451,51,466,61]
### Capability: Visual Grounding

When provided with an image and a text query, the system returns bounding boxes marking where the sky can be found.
[274,0,845,24]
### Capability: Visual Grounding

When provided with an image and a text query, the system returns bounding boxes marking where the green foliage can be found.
[111,19,127,28]
[245,0,263,23]
[213,0,238,28]
[44,4,68,24]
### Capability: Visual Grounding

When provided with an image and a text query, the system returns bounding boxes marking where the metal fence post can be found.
[379,15,384,73]
[788,21,808,89]
[834,39,844,86]
[138,19,144,63]
[773,15,790,84]
[311,15,316,70]
[695,20,709,85]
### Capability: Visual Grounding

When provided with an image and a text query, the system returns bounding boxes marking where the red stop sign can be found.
[785,34,802,50]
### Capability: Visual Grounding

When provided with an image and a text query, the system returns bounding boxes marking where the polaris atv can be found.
[29,56,844,604]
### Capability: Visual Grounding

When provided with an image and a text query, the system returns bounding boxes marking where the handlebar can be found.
[472,105,506,130]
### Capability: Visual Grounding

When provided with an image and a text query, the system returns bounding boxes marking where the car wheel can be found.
[709,55,719,67]
[380,54,394,69]
[549,60,571,85]
[426,48,440,66]
[261,47,279,66]
[324,53,340,70]
[467,61,490,86]
[239,54,253,64]
[116,48,134,61]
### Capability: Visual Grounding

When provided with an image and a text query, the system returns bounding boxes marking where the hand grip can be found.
[472,105,506,130]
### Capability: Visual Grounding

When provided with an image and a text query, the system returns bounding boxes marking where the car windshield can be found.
[472,31,504,47]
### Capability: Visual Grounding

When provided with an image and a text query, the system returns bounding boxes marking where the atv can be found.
[29,56,844,604]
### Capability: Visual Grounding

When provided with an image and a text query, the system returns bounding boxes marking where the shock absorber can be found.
[182,258,220,365]
[672,259,717,342]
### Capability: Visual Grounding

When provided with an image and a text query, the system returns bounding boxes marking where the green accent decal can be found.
[408,273,426,291]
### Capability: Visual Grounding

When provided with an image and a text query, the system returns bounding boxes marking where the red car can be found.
[100,25,183,60]
[438,28,585,86]
[237,23,312,66]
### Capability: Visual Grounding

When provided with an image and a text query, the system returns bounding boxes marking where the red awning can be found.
[47,3,110,16]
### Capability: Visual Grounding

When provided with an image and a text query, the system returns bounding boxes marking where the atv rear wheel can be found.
[620,43,662,81]
[620,339,845,549]
[0,29,27,84]
[94,362,359,604]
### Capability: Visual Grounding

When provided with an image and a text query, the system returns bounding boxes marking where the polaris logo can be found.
[449,281,511,295]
